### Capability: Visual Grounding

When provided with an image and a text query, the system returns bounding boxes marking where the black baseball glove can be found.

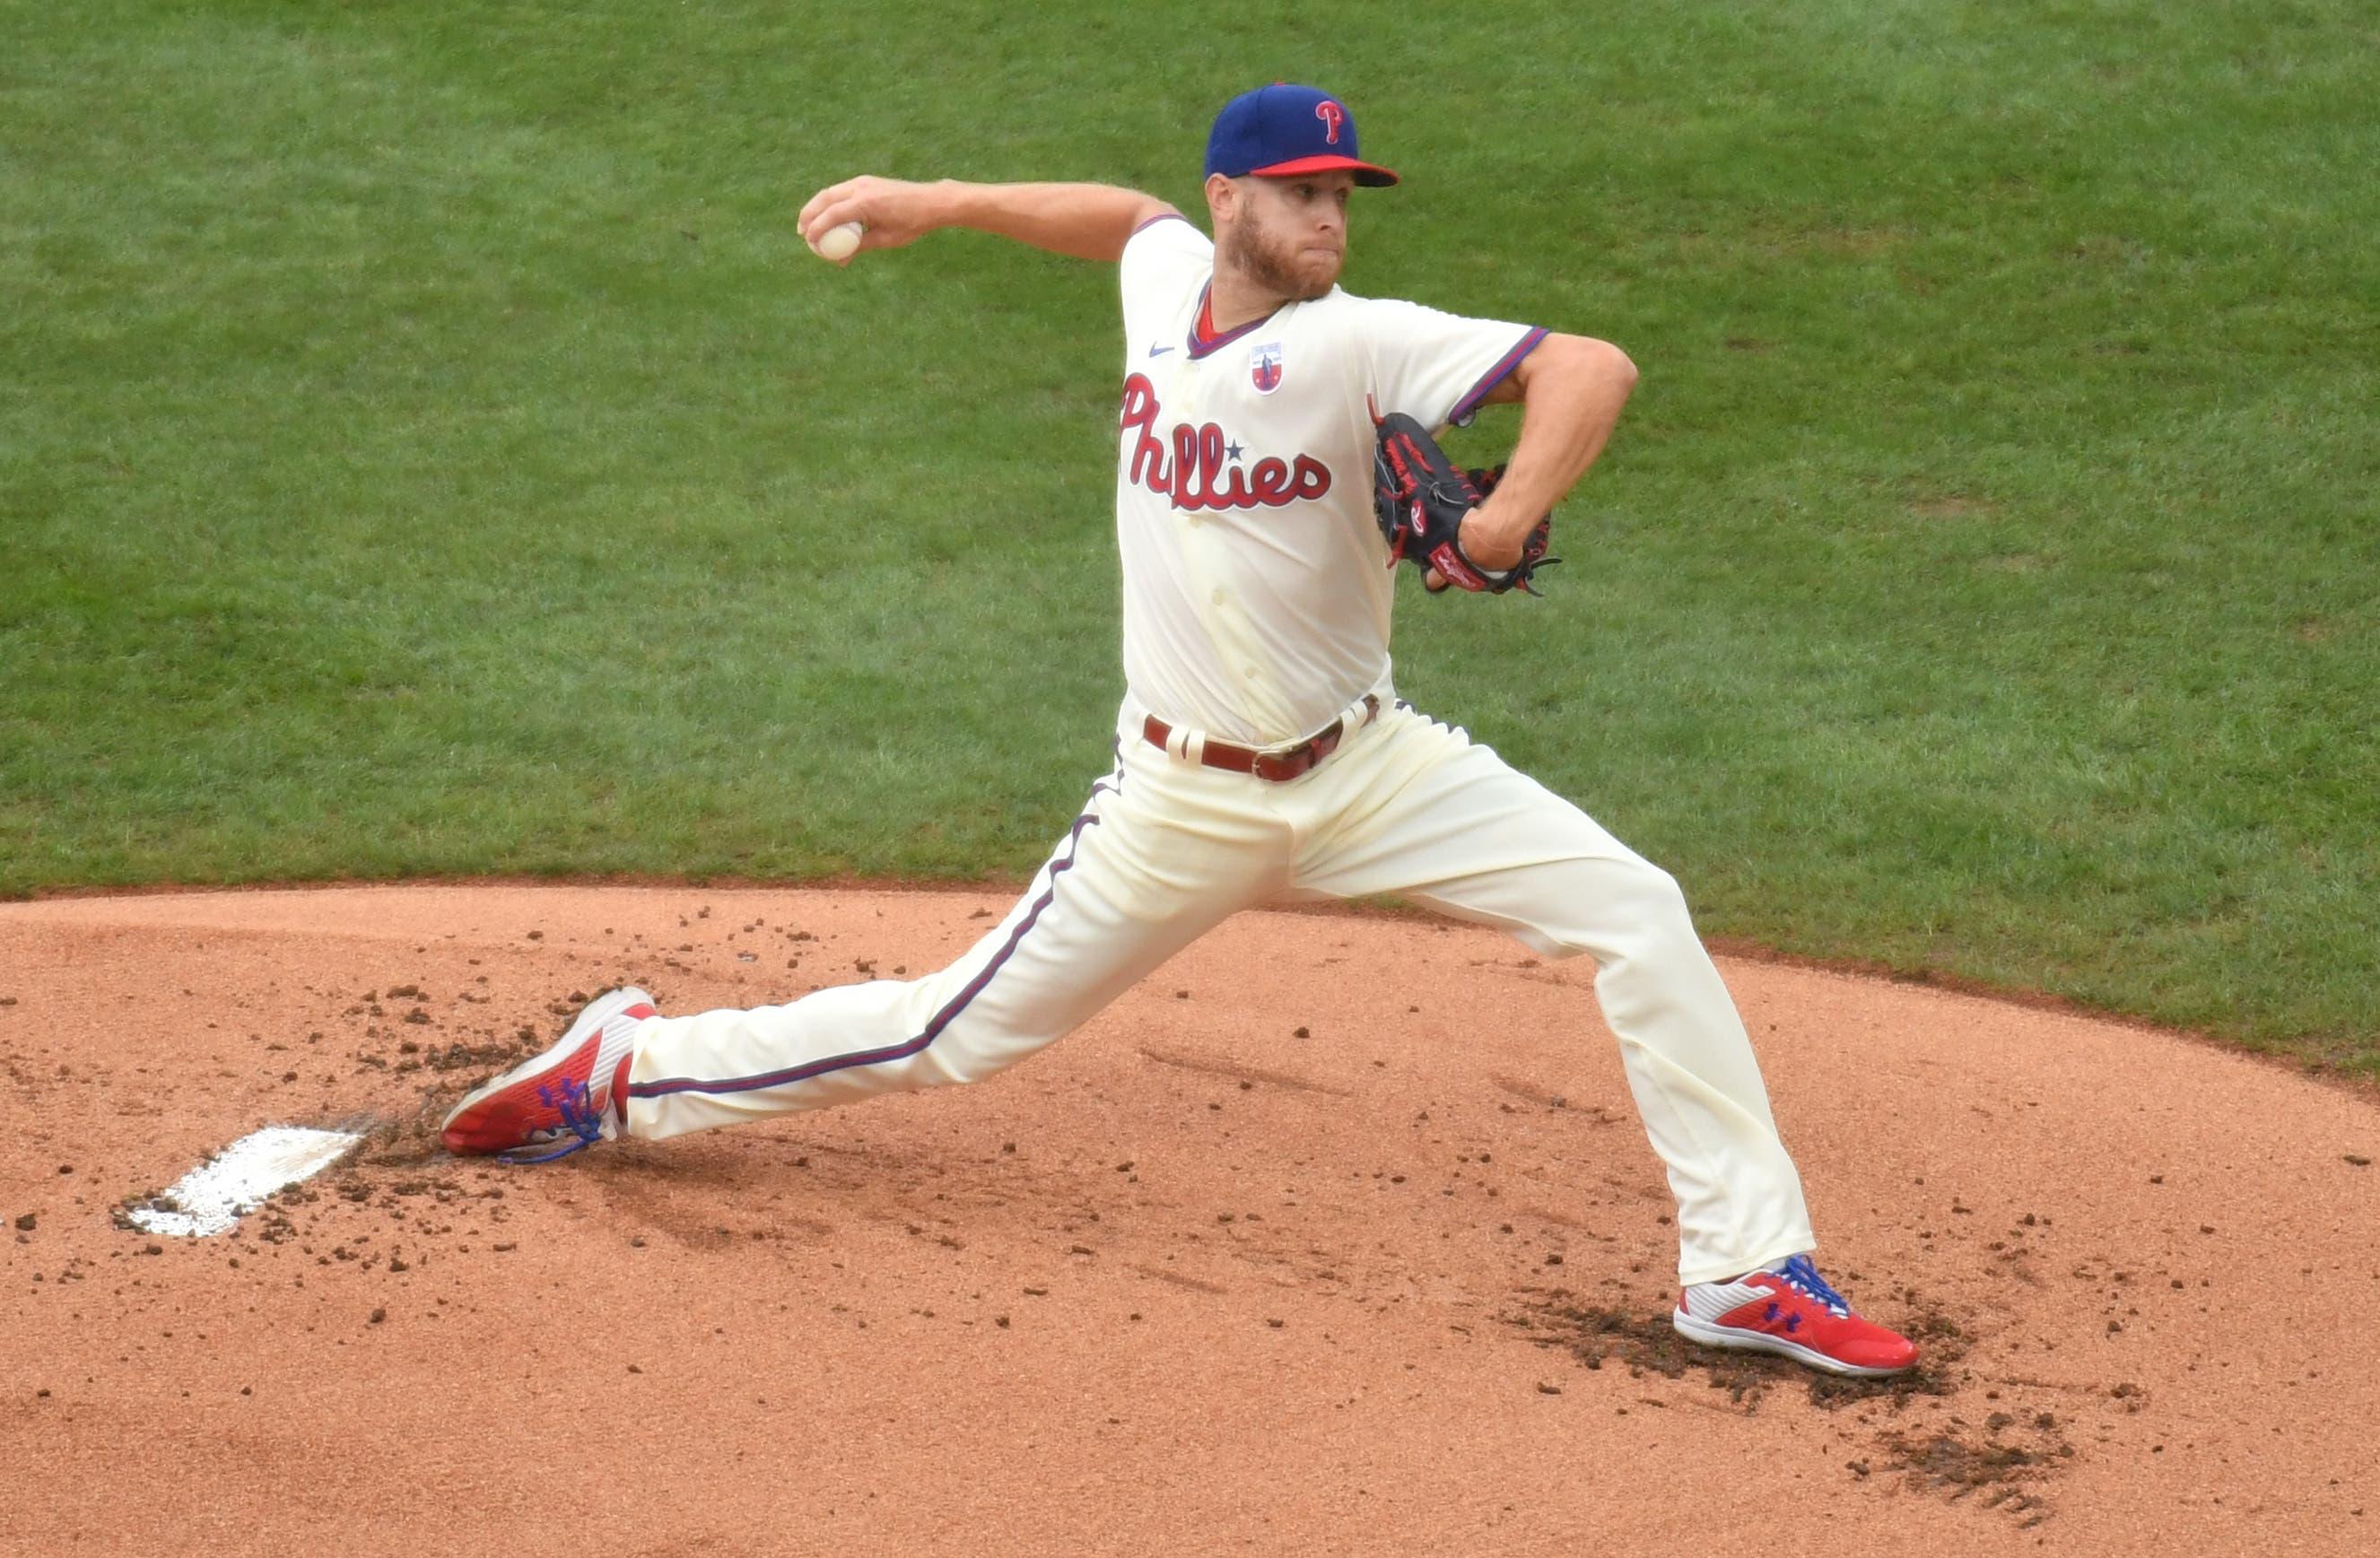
[1372,412,1556,594]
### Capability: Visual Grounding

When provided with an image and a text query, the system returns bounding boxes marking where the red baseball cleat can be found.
[1672,1253,1918,1378]
[440,987,658,1162]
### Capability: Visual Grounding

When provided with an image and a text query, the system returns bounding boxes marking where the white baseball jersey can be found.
[1113,213,1547,746]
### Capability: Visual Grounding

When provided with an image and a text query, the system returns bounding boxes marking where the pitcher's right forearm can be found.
[933,180,1177,262]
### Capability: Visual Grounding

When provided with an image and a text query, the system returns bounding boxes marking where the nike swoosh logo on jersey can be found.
[1148,344,1173,357]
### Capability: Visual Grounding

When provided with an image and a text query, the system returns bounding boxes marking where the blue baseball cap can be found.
[1205,83,1399,187]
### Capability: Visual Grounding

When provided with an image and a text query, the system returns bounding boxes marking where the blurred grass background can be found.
[3,1,2374,1066]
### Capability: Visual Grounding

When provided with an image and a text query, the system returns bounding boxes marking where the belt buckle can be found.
[1260,718,1340,782]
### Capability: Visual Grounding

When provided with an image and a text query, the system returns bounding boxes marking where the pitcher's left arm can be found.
[1456,335,1637,571]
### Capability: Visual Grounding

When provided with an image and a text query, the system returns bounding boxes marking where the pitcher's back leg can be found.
[1293,705,1815,1285]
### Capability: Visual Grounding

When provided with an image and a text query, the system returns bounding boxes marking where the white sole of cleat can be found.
[1669,1310,1914,1379]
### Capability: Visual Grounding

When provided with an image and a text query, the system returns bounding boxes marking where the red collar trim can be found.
[1187,283,1282,360]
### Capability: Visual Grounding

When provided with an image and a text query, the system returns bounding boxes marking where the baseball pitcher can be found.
[443,84,1917,1377]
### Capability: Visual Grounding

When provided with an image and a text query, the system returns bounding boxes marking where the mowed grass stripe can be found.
[2,2,2374,1066]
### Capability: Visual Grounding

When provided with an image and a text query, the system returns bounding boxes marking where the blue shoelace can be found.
[1774,1253,1853,1317]
[498,1076,606,1166]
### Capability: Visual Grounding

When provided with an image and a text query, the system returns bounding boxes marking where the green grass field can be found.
[4,2,2375,1067]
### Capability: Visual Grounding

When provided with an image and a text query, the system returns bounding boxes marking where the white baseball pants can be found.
[619,699,1816,1284]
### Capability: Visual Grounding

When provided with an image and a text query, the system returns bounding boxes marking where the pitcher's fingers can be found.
[803,197,867,248]
[798,182,859,238]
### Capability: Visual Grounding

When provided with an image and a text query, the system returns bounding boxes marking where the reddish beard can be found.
[1222,213,1340,301]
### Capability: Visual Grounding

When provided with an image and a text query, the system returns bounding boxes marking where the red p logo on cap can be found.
[1315,100,1345,144]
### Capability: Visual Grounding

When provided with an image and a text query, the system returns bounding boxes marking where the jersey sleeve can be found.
[1119,213,1213,344]
[1355,297,1549,432]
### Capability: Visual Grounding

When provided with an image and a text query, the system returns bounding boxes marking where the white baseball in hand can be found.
[812,221,864,263]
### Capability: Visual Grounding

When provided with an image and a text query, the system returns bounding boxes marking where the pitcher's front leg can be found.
[623,752,1281,1141]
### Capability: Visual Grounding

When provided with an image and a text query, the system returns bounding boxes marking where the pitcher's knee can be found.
[1634,861,1696,927]
[1535,857,1700,962]
[911,1018,1077,1089]
[1627,862,1709,953]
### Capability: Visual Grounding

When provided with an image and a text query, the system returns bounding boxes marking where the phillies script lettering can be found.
[1119,374,1331,510]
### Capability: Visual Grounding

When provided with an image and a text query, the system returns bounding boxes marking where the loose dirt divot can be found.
[1507,1289,2071,1527]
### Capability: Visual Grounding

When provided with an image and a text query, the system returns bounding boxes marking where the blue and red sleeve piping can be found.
[1446,326,1550,427]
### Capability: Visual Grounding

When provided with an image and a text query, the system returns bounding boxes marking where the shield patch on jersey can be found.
[1250,340,1284,395]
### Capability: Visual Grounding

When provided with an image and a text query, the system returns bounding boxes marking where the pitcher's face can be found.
[1219,171,1354,300]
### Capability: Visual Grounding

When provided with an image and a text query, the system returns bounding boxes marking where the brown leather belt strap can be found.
[1142,694,1381,783]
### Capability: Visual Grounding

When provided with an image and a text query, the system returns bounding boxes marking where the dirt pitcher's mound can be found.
[3,885,2375,1556]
